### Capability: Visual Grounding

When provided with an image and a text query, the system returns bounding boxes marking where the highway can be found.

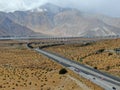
[1,36,120,90]
[33,48,120,90]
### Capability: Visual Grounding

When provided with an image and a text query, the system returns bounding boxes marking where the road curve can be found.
[34,48,120,90]
[27,43,120,90]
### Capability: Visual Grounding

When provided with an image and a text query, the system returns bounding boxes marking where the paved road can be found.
[34,48,120,90]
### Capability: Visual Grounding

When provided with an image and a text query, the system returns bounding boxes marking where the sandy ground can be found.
[0,40,102,90]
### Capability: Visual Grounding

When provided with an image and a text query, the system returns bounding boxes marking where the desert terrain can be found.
[45,38,120,77]
[0,40,103,90]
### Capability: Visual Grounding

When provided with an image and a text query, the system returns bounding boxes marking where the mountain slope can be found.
[0,17,36,36]
[6,11,54,33]
[0,3,120,37]
[52,10,120,36]
[84,14,120,29]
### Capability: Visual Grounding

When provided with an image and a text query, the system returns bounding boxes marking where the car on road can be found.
[112,87,116,90]
[74,68,80,72]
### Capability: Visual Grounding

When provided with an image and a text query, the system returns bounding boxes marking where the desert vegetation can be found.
[0,40,103,90]
[45,38,120,77]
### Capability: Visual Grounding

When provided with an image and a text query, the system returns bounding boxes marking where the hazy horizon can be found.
[0,0,120,17]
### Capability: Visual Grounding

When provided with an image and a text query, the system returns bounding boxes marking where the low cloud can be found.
[0,0,48,12]
[0,0,120,17]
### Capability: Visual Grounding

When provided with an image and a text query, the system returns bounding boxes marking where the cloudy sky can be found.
[0,0,120,17]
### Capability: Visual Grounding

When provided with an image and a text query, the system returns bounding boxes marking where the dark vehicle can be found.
[112,87,116,90]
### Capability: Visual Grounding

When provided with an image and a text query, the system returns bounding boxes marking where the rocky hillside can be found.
[0,3,120,37]
[0,17,37,36]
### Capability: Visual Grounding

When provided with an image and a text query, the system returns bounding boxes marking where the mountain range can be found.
[0,3,120,37]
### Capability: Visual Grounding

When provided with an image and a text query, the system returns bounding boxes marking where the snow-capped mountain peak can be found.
[30,8,47,12]
[30,3,64,14]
